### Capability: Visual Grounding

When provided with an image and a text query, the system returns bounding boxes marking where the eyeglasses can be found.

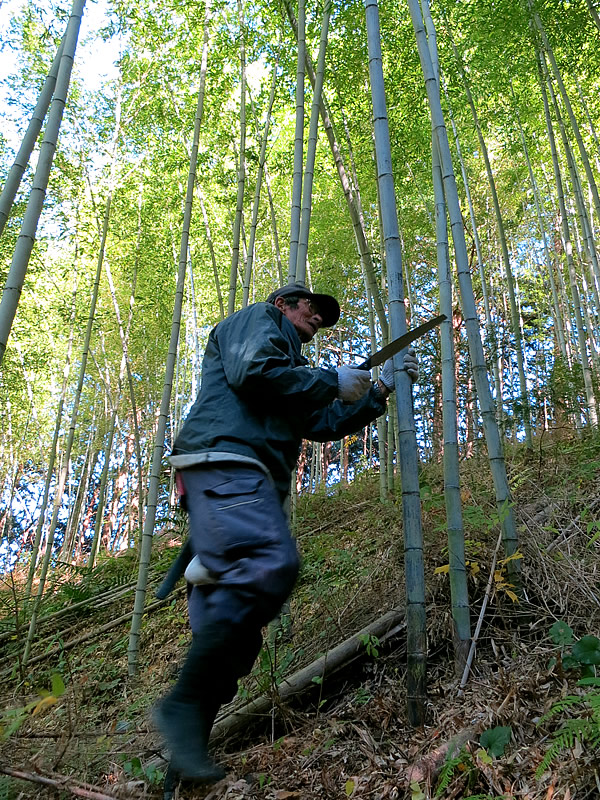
[299,297,322,317]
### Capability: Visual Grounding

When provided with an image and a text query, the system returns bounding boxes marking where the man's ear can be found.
[273,296,286,312]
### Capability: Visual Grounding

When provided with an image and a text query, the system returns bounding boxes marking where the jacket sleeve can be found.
[301,387,387,442]
[216,303,339,409]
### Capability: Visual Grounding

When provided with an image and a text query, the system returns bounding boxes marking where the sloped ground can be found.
[2,433,600,799]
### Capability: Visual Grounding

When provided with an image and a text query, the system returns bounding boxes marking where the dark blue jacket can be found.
[172,302,386,497]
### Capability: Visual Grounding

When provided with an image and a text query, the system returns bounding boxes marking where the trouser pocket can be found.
[203,474,273,554]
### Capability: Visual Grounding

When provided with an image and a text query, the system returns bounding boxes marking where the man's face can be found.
[276,296,324,343]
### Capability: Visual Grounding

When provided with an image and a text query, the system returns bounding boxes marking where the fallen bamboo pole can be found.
[0,588,185,677]
[148,605,406,766]
[137,606,407,784]
[211,606,406,739]
[0,764,128,800]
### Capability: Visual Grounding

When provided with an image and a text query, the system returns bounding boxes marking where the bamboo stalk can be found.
[446,26,533,451]
[531,2,600,228]
[288,0,305,282]
[442,76,504,413]
[538,51,598,427]
[295,0,331,286]
[406,0,521,590]
[0,39,65,236]
[0,0,86,363]
[24,268,78,600]
[509,81,568,362]
[127,0,212,676]
[23,188,113,666]
[424,1,470,674]
[365,0,427,725]
[458,532,503,694]
[283,0,389,340]
[243,58,279,305]
[228,0,247,314]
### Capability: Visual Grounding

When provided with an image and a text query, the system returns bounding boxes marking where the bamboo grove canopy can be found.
[1,0,600,713]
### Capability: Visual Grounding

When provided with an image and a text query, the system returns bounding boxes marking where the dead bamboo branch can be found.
[296,501,372,540]
[0,570,171,646]
[458,531,503,695]
[0,764,126,800]
[0,588,185,676]
[546,496,600,553]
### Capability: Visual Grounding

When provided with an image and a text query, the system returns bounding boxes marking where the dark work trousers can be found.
[180,463,300,707]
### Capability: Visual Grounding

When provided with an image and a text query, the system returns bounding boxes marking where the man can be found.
[154,284,418,782]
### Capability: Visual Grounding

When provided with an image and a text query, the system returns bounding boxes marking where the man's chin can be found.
[295,325,315,343]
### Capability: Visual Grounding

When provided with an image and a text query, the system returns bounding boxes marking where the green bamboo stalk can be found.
[363,277,387,501]
[243,59,278,305]
[422,0,470,674]
[509,82,568,361]
[554,239,576,368]
[198,187,224,321]
[130,185,145,542]
[295,0,331,286]
[0,0,86,364]
[447,30,532,451]
[551,93,600,313]
[441,77,503,419]
[59,434,95,563]
[435,134,470,672]
[24,263,78,600]
[127,0,211,676]
[365,0,427,724]
[585,0,600,31]
[288,0,305,283]
[337,99,388,497]
[283,0,388,340]
[264,163,285,285]
[574,75,600,166]
[0,39,64,237]
[386,403,394,494]
[87,406,118,571]
[23,187,109,667]
[228,0,247,315]
[407,0,520,584]
[539,53,598,427]
[88,249,140,566]
[531,3,600,229]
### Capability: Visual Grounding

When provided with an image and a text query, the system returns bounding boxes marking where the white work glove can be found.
[403,347,419,382]
[337,365,372,403]
[379,347,419,390]
[184,555,217,585]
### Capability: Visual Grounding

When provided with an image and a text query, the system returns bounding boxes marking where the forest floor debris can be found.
[2,435,600,798]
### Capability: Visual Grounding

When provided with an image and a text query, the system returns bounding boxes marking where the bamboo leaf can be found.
[32,695,58,716]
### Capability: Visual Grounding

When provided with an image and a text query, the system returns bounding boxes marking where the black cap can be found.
[265,284,340,327]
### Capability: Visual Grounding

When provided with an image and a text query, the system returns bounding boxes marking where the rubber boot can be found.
[153,632,226,782]
[162,762,180,800]
[153,695,224,782]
